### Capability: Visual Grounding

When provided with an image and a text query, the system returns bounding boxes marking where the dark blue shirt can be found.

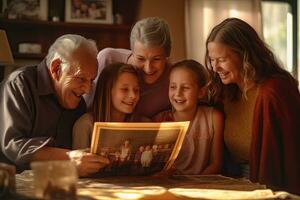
[0,60,86,170]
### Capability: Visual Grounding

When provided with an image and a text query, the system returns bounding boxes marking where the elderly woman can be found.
[205,18,300,194]
[84,17,171,118]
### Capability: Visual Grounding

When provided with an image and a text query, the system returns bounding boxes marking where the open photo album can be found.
[90,122,190,176]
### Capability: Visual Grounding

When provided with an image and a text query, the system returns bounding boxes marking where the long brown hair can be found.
[92,63,138,122]
[205,18,297,101]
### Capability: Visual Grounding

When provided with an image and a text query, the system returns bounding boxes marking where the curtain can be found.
[185,0,262,63]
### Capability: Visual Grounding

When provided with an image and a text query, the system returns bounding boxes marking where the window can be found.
[261,0,298,79]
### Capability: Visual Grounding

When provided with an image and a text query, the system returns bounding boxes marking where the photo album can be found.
[90,122,190,176]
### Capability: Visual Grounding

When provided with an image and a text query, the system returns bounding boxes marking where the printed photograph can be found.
[90,122,190,176]
[65,0,113,24]
[3,0,48,20]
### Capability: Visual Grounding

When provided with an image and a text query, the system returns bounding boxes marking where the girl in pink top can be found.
[73,63,148,149]
[154,60,224,175]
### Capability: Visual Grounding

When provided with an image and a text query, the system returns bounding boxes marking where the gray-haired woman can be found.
[84,17,172,118]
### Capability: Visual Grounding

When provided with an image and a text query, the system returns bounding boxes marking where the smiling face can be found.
[169,68,201,114]
[111,72,140,118]
[131,41,167,84]
[52,48,98,109]
[139,146,145,152]
[208,42,244,87]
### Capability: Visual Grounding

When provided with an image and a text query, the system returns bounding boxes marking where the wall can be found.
[137,0,186,62]
[1,0,187,81]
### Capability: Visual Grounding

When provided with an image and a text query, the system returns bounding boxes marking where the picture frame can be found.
[91,122,189,176]
[65,0,113,24]
[2,0,48,21]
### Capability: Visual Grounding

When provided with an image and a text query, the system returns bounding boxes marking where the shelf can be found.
[0,18,132,60]
[13,52,45,59]
[0,19,131,31]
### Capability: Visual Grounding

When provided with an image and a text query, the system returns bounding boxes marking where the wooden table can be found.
[14,170,299,200]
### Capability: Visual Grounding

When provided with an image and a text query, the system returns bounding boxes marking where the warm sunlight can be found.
[168,188,279,200]
[78,186,166,200]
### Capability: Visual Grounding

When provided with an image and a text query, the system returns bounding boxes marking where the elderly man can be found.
[0,34,108,177]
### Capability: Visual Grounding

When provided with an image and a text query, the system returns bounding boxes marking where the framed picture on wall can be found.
[65,0,113,24]
[2,0,48,20]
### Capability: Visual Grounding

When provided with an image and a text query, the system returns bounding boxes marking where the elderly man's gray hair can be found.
[130,17,171,57]
[46,34,98,70]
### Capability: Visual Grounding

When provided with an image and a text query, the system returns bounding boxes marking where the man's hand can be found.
[68,149,109,177]
[32,147,109,177]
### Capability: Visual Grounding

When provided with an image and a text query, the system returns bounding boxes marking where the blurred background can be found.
[0,0,299,83]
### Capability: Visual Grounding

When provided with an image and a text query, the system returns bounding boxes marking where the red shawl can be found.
[250,77,300,195]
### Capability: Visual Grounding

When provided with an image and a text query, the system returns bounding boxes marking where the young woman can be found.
[154,60,224,175]
[73,63,148,149]
[205,18,300,194]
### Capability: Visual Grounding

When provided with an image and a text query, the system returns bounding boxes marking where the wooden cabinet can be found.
[0,19,132,59]
[0,0,139,60]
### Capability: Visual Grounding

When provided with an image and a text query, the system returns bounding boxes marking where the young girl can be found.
[73,63,148,149]
[154,60,224,175]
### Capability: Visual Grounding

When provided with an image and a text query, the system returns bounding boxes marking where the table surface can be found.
[14,170,299,200]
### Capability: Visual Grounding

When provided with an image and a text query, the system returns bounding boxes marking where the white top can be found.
[175,107,214,174]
